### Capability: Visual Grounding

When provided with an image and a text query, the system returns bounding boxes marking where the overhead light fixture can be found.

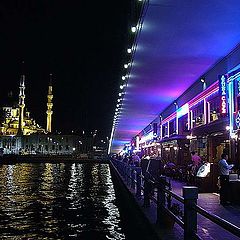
[200,77,205,83]
[131,26,137,33]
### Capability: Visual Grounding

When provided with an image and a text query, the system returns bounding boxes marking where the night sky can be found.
[0,1,132,139]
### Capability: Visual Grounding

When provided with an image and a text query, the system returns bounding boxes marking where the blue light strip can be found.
[228,80,234,137]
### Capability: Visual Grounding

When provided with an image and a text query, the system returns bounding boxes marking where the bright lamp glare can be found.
[127,48,132,53]
[131,26,137,33]
[124,64,128,69]
[122,76,126,80]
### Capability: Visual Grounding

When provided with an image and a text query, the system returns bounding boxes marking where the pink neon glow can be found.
[189,81,219,108]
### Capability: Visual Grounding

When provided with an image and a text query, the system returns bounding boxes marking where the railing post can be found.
[126,165,131,186]
[124,164,128,181]
[143,174,151,208]
[135,167,142,197]
[183,186,198,240]
[131,167,135,189]
[156,176,166,224]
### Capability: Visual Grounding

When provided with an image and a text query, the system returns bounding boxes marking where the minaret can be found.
[46,74,53,133]
[17,74,26,135]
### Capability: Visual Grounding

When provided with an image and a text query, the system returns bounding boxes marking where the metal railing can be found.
[111,159,240,240]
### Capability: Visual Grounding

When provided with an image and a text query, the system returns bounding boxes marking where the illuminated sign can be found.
[176,103,189,118]
[236,111,240,129]
[219,75,227,115]
[139,131,154,144]
[237,78,240,95]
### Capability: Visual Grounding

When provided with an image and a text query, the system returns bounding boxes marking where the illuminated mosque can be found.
[0,73,53,136]
[0,73,81,155]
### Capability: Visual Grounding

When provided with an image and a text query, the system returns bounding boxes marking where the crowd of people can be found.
[111,150,238,205]
[112,153,141,167]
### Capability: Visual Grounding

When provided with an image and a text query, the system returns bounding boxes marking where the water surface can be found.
[0,163,126,239]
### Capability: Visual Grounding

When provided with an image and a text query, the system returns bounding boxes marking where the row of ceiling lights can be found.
[112,1,145,131]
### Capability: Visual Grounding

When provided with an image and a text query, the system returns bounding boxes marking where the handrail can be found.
[163,188,184,204]
[110,159,240,239]
[194,204,240,238]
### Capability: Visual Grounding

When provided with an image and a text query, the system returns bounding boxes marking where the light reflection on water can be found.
[0,163,125,239]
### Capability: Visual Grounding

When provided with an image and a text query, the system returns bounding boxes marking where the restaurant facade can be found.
[129,45,240,168]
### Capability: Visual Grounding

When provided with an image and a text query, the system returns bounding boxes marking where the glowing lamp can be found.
[131,26,137,33]
[127,48,132,53]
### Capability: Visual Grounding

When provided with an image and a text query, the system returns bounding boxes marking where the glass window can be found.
[178,114,189,135]
[169,119,176,135]
[208,95,221,122]
[192,101,204,128]
[162,124,168,137]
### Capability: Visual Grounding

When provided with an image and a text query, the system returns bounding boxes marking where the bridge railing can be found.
[110,159,240,240]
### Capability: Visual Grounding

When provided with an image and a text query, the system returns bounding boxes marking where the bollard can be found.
[156,176,166,224]
[135,167,142,197]
[183,186,198,240]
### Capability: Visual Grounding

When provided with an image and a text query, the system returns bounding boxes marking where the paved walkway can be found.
[170,179,240,240]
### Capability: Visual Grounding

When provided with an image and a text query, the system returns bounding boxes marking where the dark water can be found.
[0,163,127,240]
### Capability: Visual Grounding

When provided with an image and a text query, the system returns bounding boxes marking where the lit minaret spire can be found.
[17,73,26,135]
[46,74,53,133]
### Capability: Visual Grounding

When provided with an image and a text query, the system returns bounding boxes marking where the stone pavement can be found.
[170,179,240,240]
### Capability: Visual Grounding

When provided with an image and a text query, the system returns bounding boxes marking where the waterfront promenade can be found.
[136,179,240,240]
[111,160,240,240]
[171,180,240,240]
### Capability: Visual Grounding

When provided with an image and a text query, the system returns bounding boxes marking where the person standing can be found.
[218,153,234,205]
[190,151,202,184]
[191,151,201,169]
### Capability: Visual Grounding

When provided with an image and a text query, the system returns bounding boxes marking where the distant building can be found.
[0,134,81,155]
[0,72,82,155]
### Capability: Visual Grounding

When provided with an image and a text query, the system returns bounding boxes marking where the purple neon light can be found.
[111,0,240,153]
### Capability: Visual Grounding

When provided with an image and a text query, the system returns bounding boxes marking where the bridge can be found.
[109,0,240,153]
